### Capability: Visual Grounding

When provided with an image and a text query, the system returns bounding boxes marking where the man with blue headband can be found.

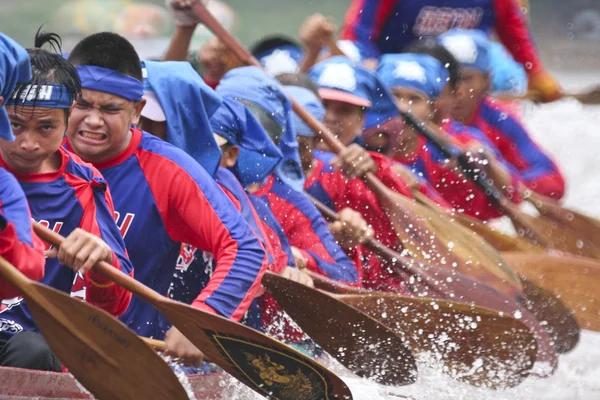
[371,52,520,221]
[65,32,267,367]
[217,66,359,286]
[439,29,566,200]
[339,0,562,103]
[0,31,134,372]
[0,33,46,301]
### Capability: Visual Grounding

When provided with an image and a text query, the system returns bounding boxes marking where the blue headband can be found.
[7,84,74,108]
[76,65,143,101]
[439,29,490,73]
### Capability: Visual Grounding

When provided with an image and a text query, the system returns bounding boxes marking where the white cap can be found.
[214,133,228,146]
[141,90,166,122]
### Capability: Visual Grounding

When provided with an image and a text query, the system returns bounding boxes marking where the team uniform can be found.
[0,168,45,300]
[340,0,542,75]
[466,97,565,199]
[0,147,133,341]
[67,128,267,338]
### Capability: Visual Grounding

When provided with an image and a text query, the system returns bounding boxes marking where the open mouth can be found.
[78,130,108,144]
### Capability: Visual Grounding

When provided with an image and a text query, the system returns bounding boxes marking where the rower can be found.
[439,29,566,199]
[0,32,46,301]
[339,0,562,102]
[65,32,267,367]
[0,30,133,372]
[217,66,359,286]
[371,52,519,221]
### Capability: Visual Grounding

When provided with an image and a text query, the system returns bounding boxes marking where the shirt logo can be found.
[36,220,64,252]
[414,7,484,36]
[70,273,86,301]
[394,61,427,84]
[176,243,198,272]
[114,212,135,239]
[0,296,24,314]
[318,63,357,92]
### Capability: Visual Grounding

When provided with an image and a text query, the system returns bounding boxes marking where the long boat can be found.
[0,367,229,399]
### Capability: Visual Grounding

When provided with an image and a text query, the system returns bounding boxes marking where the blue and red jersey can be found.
[467,97,565,199]
[67,128,267,338]
[304,150,412,292]
[0,148,133,340]
[0,167,45,300]
[254,174,358,284]
[341,0,542,74]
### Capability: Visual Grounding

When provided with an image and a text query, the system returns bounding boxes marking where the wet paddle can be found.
[304,271,537,389]
[496,86,600,105]
[0,256,189,400]
[261,272,418,386]
[502,251,598,333]
[191,0,519,301]
[34,224,353,400]
[306,195,558,375]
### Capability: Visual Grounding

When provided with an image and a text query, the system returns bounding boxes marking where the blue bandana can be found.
[0,33,31,141]
[488,42,527,94]
[256,44,304,77]
[283,86,325,138]
[438,29,490,73]
[217,66,304,192]
[142,60,223,177]
[7,84,74,109]
[76,65,144,101]
[210,99,283,187]
[377,53,449,100]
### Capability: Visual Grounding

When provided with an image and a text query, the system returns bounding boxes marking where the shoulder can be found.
[313,150,336,173]
[64,148,104,182]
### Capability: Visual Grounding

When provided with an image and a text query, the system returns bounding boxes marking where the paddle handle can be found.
[141,337,167,351]
[32,223,166,306]
[0,256,32,295]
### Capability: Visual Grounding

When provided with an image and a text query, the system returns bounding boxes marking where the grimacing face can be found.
[66,89,145,163]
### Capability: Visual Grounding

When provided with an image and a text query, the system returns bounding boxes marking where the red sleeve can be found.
[493,0,543,74]
[371,151,414,198]
[0,222,46,299]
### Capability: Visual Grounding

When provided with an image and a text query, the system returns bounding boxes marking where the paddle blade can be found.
[337,293,536,389]
[155,298,353,400]
[262,272,417,386]
[504,252,596,332]
[26,283,188,400]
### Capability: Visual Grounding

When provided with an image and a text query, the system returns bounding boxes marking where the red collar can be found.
[0,147,70,183]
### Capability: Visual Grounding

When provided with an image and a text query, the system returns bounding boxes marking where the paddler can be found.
[368,52,520,220]
[339,0,562,102]
[65,32,267,367]
[0,30,133,371]
[0,33,46,301]
[216,66,360,285]
[438,29,566,199]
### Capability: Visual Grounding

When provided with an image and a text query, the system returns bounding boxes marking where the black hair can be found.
[11,27,81,119]
[404,38,460,90]
[276,73,321,99]
[250,35,301,57]
[67,32,143,82]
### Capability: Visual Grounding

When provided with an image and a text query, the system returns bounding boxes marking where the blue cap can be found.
[210,99,283,187]
[377,53,449,99]
[438,29,490,73]
[217,66,305,192]
[141,60,223,177]
[0,33,31,141]
[309,56,373,107]
[283,86,325,138]
[488,42,527,94]
[252,36,303,77]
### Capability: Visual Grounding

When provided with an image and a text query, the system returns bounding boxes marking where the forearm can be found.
[162,26,196,62]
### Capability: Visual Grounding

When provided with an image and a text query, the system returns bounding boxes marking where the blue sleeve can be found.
[0,169,34,246]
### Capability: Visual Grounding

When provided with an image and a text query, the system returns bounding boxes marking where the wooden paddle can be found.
[303,271,537,389]
[34,225,353,400]
[190,0,522,303]
[496,86,600,105]
[0,256,188,400]
[502,251,599,333]
[306,195,559,375]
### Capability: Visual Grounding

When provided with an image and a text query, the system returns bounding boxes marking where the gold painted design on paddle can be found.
[245,352,314,397]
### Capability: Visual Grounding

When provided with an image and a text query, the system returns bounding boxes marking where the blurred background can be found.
[1,0,599,69]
